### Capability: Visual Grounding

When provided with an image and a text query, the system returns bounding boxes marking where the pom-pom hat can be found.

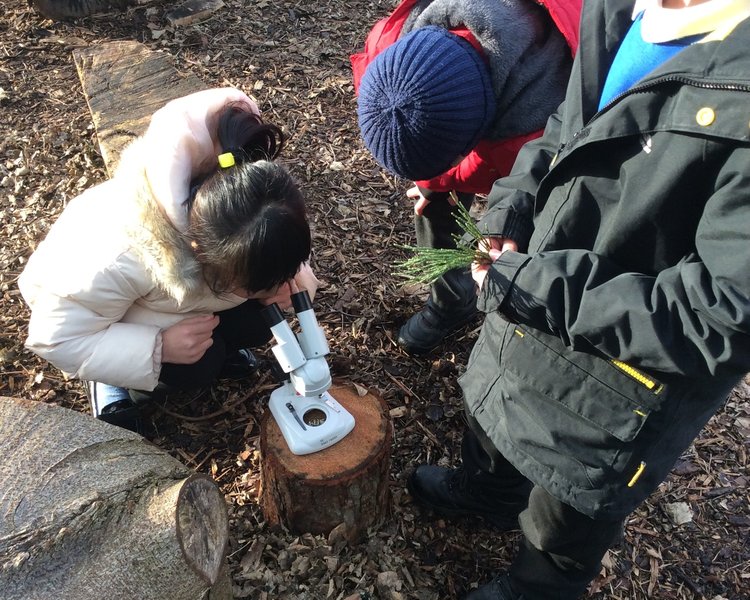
[357,26,496,181]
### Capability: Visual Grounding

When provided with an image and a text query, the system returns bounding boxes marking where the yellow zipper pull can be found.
[627,461,646,487]
[610,359,663,393]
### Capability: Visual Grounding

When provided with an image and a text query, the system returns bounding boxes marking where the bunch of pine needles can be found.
[393,192,492,285]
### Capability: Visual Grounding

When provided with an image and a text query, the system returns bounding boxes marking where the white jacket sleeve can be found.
[20,204,164,391]
[20,254,162,390]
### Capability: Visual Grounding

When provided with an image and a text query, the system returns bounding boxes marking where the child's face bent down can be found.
[231,281,295,309]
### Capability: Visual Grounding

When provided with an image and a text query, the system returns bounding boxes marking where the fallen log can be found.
[72,40,207,175]
[32,0,224,25]
[0,397,231,600]
[31,0,141,20]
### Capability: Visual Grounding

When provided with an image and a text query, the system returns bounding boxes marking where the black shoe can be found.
[85,381,142,433]
[219,348,259,380]
[466,574,522,600]
[397,303,477,355]
[407,465,522,529]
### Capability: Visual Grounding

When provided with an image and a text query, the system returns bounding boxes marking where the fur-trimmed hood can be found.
[115,136,204,305]
[115,87,260,304]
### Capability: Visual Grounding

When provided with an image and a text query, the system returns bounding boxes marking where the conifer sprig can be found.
[393,193,492,285]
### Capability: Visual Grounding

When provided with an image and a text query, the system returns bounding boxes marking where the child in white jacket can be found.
[19,87,319,431]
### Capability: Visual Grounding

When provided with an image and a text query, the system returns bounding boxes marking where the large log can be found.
[72,40,207,175]
[31,0,223,22]
[31,0,139,20]
[0,397,231,600]
[259,383,393,542]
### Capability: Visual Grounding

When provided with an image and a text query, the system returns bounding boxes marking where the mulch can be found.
[0,1,748,598]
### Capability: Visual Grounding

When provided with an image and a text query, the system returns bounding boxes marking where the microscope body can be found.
[263,291,355,455]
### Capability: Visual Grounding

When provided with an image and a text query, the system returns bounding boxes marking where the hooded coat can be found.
[462,0,750,519]
[351,0,582,193]
[19,88,316,392]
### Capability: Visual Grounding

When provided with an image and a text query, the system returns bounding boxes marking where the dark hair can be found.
[187,103,311,294]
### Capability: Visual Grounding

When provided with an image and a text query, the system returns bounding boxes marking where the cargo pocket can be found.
[496,326,668,490]
[459,318,515,417]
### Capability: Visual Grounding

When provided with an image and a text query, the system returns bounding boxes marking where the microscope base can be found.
[268,384,355,455]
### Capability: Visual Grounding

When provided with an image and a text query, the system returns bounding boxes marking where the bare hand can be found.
[407,186,458,216]
[293,261,320,300]
[471,237,518,291]
[406,186,429,216]
[256,262,321,308]
[162,314,219,364]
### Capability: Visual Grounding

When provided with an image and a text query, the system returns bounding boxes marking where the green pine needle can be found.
[393,194,491,285]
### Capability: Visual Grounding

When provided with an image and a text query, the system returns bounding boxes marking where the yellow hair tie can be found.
[218,152,235,168]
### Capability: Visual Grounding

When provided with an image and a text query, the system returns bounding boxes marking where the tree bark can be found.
[259,383,393,542]
[0,397,231,600]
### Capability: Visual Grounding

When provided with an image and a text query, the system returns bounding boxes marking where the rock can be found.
[376,571,404,600]
[665,501,694,525]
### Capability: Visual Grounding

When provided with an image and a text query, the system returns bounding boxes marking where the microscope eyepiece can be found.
[291,290,312,313]
[261,303,285,327]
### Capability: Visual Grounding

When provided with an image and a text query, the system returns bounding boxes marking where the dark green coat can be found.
[462,0,750,520]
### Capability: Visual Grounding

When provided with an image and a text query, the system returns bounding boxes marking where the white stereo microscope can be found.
[262,290,355,455]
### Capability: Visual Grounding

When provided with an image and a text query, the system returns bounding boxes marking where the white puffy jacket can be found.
[19,87,316,391]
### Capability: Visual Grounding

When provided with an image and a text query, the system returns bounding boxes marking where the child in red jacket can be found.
[352,0,580,355]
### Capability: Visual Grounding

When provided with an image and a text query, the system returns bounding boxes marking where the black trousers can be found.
[414,189,477,315]
[133,300,272,399]
[463,410,624,600]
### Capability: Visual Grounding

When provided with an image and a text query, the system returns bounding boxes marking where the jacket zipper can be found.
[514,326,662,395]
[551,75,750,165]
[550,75,747,385]
[610,359,664,395]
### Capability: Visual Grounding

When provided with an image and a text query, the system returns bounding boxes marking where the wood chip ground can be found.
[0,2,748,598]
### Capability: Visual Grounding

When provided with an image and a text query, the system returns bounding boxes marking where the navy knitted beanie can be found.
[357,26,496,181]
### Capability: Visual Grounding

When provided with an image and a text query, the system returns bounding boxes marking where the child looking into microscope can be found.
[20,87,319,432]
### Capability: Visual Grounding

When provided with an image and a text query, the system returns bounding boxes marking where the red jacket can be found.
[351,0,581,194]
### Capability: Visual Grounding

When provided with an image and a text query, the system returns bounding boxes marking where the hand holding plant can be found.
[393,193,495,285]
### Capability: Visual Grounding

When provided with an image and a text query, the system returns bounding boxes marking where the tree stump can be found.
[259,383,393,542]
[0,397,231,600]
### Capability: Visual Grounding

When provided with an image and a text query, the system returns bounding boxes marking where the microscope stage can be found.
[269,384,355,455]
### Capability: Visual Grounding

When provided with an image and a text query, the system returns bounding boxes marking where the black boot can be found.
[397,301,477,355]
[466,574,523,600]
[219,348,260,380]
[407,465,524,529]
[86,381,143,433]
